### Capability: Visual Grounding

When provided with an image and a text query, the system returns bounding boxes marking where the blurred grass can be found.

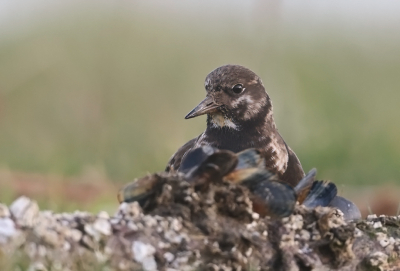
[0,3,400,211]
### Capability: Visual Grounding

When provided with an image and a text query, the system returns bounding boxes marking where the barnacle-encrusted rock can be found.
[1,173,400,270]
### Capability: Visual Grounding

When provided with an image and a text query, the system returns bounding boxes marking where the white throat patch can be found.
[210,113,238,130]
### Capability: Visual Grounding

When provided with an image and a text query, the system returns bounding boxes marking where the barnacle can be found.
[118,147,353,219]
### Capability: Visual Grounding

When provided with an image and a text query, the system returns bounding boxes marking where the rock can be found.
[0,217,18,244]
[9,196,39,227]
[365,251,388,270]
[0,203,10,217]
[93,218,112,236]
[1,173,400,270]
[97,211,110,219]
[132,241,157,271]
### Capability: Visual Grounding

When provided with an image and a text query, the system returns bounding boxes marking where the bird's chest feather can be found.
[196,128,289,175]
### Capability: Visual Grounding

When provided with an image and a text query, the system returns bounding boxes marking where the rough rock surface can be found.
[1,172,400,271]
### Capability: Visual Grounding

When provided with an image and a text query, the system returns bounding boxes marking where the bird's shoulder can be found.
[165,135,200,172]
[281,144,305,187]
[258,132,289,174]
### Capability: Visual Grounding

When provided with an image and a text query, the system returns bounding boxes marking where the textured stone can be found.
[0,203,10,218]
[0,217,18,244]
[1,175,400,270]
[9,196,39,227]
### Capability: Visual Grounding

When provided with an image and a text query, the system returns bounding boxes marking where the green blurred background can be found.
[0,1,400,214]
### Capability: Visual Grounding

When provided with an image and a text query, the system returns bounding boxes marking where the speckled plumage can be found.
[166,65,305,187]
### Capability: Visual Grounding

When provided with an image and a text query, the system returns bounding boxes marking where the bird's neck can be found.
[203,102,279,152]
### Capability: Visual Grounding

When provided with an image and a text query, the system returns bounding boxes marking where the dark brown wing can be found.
[281,145,305,187]
[165,136,198,172]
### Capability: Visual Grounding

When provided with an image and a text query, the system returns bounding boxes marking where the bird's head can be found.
[185,65,272,130]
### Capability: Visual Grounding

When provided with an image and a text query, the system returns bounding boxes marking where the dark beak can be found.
[185,96,220,119]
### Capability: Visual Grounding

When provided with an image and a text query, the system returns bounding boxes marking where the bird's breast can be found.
[197,128,289,176]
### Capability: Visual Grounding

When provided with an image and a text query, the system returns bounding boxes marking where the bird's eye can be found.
[232,84,244,94]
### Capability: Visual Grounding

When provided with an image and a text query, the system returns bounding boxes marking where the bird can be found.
[165,64,305,187]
